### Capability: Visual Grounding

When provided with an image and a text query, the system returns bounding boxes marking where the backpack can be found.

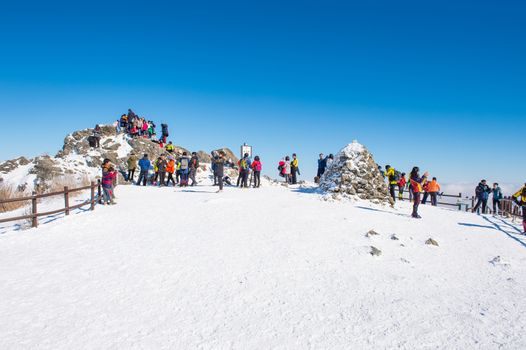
[393,170,401,182]
[180,158,189,170]
[240,158,248,170]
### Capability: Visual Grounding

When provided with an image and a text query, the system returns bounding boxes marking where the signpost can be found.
[241,143,252,159]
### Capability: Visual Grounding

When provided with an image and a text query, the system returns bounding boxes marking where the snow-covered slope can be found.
[1,184,525,349]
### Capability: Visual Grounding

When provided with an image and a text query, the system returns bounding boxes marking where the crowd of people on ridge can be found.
[93,110,526,233]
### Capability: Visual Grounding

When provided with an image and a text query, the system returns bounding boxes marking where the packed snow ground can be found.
[1,182,526,349]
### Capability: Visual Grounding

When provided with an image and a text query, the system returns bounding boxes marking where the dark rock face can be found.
[320,141,393,205]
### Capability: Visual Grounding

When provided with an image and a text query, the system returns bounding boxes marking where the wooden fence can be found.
[396,188,464,209]
[0,180,102,228]
[396,187,523,219]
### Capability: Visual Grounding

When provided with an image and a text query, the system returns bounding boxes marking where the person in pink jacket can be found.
[251,156,262,188]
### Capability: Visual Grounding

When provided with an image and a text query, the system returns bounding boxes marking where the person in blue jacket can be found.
[239,153,252,188]
[317,153,327,179]
[137,154,151,186]
[472,180,491,214]
[492,182,503,215]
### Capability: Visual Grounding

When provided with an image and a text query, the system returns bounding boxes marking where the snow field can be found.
[0,184,525,349]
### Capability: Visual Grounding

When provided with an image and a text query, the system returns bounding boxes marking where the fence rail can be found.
[0,180,102,228]
[396,188,523,219]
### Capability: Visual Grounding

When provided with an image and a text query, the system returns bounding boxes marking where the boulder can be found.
[370,246,382,256]
[425,238,439,246]
[319,141,393,204]
[366,229,380,237]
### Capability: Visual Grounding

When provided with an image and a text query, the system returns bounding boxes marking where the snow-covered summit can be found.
[0,124,238,195]
[320,141,393,204]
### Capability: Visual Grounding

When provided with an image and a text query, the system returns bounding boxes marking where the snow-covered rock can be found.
[0,124,238,195]
[320,141,393,204]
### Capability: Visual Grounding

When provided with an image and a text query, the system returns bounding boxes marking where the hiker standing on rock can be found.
[137,154,150,186]
[93,125,102,148]
[317,153,327,179]
[126,152,138,182]
[512,184,526,234]
[410,166,429,219]
[160,123,169,144]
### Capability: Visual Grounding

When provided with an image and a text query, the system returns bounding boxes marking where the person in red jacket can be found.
[251,156,262,188]
[398,172,407,201]
[421,181,431,205]
[410,166,428,218]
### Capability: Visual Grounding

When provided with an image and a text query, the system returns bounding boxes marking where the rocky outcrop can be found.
[319,141,393,205]
[1,124,238,194]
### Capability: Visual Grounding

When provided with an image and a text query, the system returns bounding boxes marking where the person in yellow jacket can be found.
[290,153,300,184]
[175,158,182,184]
[512,184,526,233]
[384,165,398,202]
[165,141,175,153]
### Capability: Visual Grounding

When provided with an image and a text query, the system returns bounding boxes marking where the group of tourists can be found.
[127,151,200,188]
[277,154,300,184]
[232,153,263,188]
[115,109,169,144]
[378,165,442,207]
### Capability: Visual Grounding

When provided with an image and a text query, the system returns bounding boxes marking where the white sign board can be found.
[241,144,252,158]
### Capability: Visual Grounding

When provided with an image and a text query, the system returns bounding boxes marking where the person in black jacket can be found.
[160,123,169,144]
[472,180,491,214]
[156,154,168,187]
[214,151,226,192]
[189,152,200,186]
[93,125,102,148]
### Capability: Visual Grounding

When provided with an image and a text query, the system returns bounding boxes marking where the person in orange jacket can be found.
[427,177,441,206]
[166,156,176,186]
[410,166,428,219]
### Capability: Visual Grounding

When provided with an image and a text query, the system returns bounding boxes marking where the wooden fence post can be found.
[31,191,38,228]
[97,180,102,204]
[90,182,96,210]
[64,186,70,215]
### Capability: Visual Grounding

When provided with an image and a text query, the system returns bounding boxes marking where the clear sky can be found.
[0,0,525,185]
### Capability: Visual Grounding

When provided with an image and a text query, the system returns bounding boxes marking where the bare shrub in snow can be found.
[0,183,29,213]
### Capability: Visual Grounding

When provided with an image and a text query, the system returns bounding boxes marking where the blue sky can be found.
[0,1,525,185]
